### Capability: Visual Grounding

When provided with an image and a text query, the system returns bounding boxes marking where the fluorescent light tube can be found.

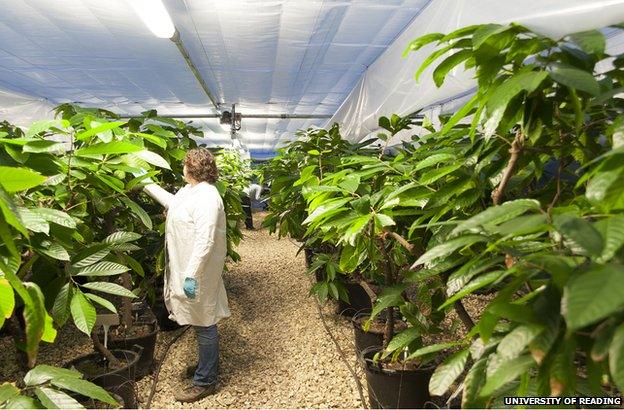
[129,0,176,39]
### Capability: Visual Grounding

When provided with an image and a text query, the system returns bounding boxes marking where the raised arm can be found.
[143,183,175,209]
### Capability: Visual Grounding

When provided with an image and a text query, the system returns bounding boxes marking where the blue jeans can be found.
[193,325,219,386]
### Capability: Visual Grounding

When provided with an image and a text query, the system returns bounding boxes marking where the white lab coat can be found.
[144,182,230,327]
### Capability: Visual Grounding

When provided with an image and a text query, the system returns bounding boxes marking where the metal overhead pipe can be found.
[171,29,221,112]
[118,113,333,119]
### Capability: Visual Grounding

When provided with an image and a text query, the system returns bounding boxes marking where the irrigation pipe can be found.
[145,325,191,409]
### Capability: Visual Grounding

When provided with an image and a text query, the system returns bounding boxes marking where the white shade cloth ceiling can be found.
[1,1,624,157]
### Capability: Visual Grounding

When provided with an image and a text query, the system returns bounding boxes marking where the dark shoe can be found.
[174,383,216,403]
[185,364,197,379]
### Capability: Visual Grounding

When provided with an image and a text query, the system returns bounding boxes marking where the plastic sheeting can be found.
[0,0,431,155]
[0,89,54,127]
[330,0,624,142]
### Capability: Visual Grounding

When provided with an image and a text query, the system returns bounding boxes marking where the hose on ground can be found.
[145,325,191,409]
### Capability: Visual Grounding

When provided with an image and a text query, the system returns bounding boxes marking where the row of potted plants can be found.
[264,23,624,408]
[0,105,249,408]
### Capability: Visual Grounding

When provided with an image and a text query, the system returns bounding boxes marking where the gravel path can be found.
[142,213,366,408]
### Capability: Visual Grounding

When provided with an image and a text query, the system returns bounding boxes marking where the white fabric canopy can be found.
[0,0,430,156]
[329,0,624,142]
[1,0,624,157]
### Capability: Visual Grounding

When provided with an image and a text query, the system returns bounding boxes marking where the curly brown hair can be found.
[183,148,219,183]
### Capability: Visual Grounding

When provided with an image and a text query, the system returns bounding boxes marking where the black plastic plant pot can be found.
[80,392,125,409]
[151,297,182,331]
[65,349,139,409]
[131,302,157,325]
[105,322,158,379]
[304,247,314,268]
[352,313,409,356]
[336,282,372,317]
[361,346,434,409]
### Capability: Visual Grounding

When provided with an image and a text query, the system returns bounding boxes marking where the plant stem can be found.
[491,130,524,205]
[454,301,475,331]
[91,332,121,367]
[387,231,414,254]
[378,239,396,348]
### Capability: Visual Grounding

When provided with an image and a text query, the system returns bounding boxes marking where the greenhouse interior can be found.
[1,0,624,409]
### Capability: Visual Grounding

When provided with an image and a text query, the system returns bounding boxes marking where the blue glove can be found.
[183,278,197,299]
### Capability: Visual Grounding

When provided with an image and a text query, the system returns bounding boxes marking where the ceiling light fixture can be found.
[129,0,176,39]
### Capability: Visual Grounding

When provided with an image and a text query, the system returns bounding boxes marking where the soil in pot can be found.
[352,314,407,355]
[102,322,158,379]
[66,349,139,409]
[336,282,373,317]
[362,346,434,409]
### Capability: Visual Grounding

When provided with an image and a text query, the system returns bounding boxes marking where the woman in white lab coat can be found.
[143,148,230,402]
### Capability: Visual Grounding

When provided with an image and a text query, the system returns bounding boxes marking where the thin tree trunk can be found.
[91,332,121,367]
[454,301,475,331]
[491,131,524,205]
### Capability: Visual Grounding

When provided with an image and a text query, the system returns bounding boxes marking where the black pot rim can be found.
[103,321,158,341]
[65,349,140,379]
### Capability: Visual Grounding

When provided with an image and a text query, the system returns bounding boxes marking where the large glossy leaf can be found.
[548,66,600,95]
[562,264,624,329]
[71,244,110,268]
[133,150,171,170]
[32,208,76,229]
[0,166,47,193]
[50,377,118,406]
[38,243,70,261]
[70,292,96,335]
[414,153,456,171]
[370,285,405,320]
[479,355,534,397]
[0,383,20,403]
[24,365,82,386]
[75,121,126,141]
[51,284,72,327]
[18,208,49,234]
[462,354,488,408]
[84,293,117,314]
[121,197,152,229]
[384,326,421,357]
[34,387,83,409]
[413,235,487,267]
[609,323,624,392]
[341,214,372,246]
[303,198,351,225]
[103,231,141,244]
[433,49,472,87]
[0,186,27,236]
[484,71,548,138]
[0,278,15,322]
[569,30,605,55]
[23,283,48,367]
[75,140,141,156]
[595,216,624,263]
[451,199,541,235]
[440,270,505,308]
[497,324,544,360]
[406,342,458,362]
[73,261,129,277]
[553,214,603,258]
[429,349,469,396]
[80,282,137,298]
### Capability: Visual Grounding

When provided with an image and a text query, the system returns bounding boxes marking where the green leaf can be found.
[18,208,49,234]
[462,355,488,408]
[22,140,66,154]
[304,198,351,225]
[595,216,624,263]
[497,324,544,360]
[24,365,82,386]
[338,174,360,193]
[406,342,458,361]
[50,377,118,406]
[608,323,624,392]
[103,231,142,244]
[472,24,508,49]
[549,66,600,95]
[413,235,487,267]
[121,197,152,229]
[371,285,405,320]
[429,349,469,396]
[403,32,444,56]
[80,282,137,298]
[75,141,141,156]
[4,395,42,409]
[484,71,548,138]
[26,119,69,138]
[71,244,110,268]
[0,383,20,403]
[34,387,83,409]
[51,284,72,327]
[0,166,47,193]
[133,150,171,170]
[440,270,505,309]
[433,49,472,87]
[479,355,534,397]
[0,186,27,236]
[75,121,126,141]
[32,208,76,229]
[0,278,15,320]
[569,30,605,55]
[563,264,624,329]
[553,214,603,257]
[38,243,70,261]
[23,283,47,367]
[70,292,96,335]
[374,213,395,228]
[414,153,456,171]
[419,163,461,185]
[451,199,541,235]
[341,214,372,246]
[73,261,129,277]
[385,327,421,356]
[84,293,117,314]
